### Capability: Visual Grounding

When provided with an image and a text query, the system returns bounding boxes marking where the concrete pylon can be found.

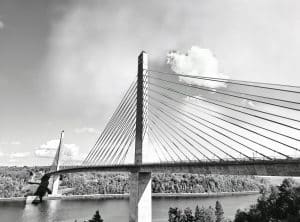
[129,51,152,222]
[50,130,64,196]
[129,172,152,222]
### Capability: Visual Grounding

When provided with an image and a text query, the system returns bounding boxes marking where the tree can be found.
[234,209,249,222]
[215,200,225,222]
[89,210,103,222]
[234,178,300,222]
[194,206,211,222]
[204,206,216,222]
[194,205,201,222]
[168,207,179,222]
[184,207,194,222]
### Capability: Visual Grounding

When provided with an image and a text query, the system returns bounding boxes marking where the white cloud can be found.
[63,144,79,158]
[10,152,30,158]
[74,127,99,134]
[35,139,80,159]
[34,147,56,158]
[167,46,228,88]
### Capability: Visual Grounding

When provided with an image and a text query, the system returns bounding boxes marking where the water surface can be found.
[0,194,259,222]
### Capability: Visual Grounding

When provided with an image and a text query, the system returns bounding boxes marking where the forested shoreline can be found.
[0,166,266,198]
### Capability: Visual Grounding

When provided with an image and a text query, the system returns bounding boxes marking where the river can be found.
[0,194,259,222]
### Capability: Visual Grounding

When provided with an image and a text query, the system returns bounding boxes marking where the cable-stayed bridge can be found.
[43,51,300,222]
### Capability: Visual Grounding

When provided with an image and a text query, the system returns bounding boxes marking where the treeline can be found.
[152,174,262,193]
[234,178,300,222]
[0,166,47,198]
[0,166,266,198]
[61,172,264,196]
[168,200,231,222]
[61,173,129,195]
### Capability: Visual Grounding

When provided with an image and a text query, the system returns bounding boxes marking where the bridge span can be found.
[36,51,300,222]
[49,158,300,177]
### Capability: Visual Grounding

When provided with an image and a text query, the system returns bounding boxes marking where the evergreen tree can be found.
[184,207,194,222]
[204,206,216,222]
[179,210,187,222]
[89,210,103,222]
[168,207,180,222]
[197,206,207,222]
[215,200,225,222]
[194,205,201,222]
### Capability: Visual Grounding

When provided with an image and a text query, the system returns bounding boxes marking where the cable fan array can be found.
[83,81,138,165]
[145,70,300,163]
[83,75,149,166]
[83,69,300,166]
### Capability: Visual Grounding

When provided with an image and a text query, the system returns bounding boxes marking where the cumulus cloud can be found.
[35,139,79,159]
[167,46,228,88]
[10,152,30,158]
[74,127,99,134]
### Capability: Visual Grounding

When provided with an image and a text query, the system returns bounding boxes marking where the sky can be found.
[0,0,300,166]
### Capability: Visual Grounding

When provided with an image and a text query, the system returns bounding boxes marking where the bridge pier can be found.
[129,172,152,222]
[51,175,60,196]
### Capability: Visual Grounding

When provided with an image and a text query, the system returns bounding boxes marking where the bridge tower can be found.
[50,130,64,196]
[129,51,152,222]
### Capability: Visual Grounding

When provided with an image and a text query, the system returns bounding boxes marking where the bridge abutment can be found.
[129,172,152,222]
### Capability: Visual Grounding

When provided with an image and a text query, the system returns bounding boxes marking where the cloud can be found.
[167,46,228,88]
[35,139,79,159]
[10,152,30,158]
[74,127,99,134]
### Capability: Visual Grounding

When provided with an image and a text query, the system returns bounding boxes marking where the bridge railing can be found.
[54,156,300,171]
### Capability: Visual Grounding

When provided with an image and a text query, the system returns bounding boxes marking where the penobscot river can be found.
[0,194,259,222]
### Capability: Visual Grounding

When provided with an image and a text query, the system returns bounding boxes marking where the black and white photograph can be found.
[0,0,300,221]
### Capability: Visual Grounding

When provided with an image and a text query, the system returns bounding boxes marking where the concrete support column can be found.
[129,172,152,222]
[51,175,60,196]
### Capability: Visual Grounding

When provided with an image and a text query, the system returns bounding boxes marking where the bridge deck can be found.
[48,158,300,176]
